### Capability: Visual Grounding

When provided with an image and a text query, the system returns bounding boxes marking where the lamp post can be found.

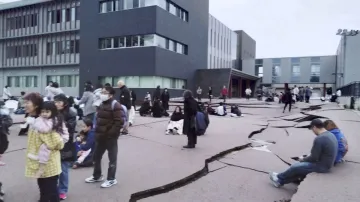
[335,29,359,88]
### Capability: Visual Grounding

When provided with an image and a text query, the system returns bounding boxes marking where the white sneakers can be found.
[85,176,118,188]
[269,172,282,188]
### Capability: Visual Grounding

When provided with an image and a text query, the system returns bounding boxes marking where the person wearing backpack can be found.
[85,86,125,188]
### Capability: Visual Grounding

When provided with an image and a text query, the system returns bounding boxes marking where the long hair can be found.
[324,120,338,131]
[173,106,182,113]
[41,101,64,133]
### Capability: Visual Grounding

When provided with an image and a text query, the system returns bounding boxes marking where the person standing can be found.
[269,119,337,187]
[117,80,131,135]
[161,88,170,111]
[47,82,63,101]
[293,85,299,101]
[54,94,77,200]
[298,87,304,102]
[44,81,53,100]
[130,90,137,109]
[221,85,228,103]
[245,87,252,100]
[208,87,213,103]
[2,86,11,102]
[182,90,198,149]
[196,87,202,101]
[24,93,63,202]
[129,90,137,126]
[78,85,96,121]
[282,88,292,113]
[305,86,312,103]
[153,86,161,102]
[85,86,124,188]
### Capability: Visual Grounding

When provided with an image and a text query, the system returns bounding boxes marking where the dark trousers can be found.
[93,138,118,180]
[277,162,327,185]
[187,128,197,147]
[208,95,212,103]
[37,175,59,202]
[305,96,310,103]
[222,95,226,103]
[283,102,292,112]
[197,95,201,102]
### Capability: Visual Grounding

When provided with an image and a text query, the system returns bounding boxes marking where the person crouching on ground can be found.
[73,118,95,169]
[139,98,151,116]
[324,120,348,164]
[230,105,242,117]
[269,119,338,188]
[182,90,198,149]
[152,99,163,118]
[166,106,184,135]
[215,102,227,116]
[85,86,124,188]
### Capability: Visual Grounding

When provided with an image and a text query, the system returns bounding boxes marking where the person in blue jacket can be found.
[73,118,95,168]
[324,120,348,164]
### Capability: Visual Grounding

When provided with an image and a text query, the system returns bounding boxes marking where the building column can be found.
[229,78,232,98]
[323,83,326,97]
[239,78,242,97]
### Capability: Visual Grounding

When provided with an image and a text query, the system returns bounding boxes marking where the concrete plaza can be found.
[1,99,359,202]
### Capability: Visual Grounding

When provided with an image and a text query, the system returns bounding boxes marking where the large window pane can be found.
[169,3,176,15]
[154,76,163,87]
[169,40,175,51]
[126,76,140,88]
[272,65,281,76]
[125,0,133,9]
[132,36,139,46]
[162,77,171,88]
[125,36,131,47]
[99,76,113,86]
[140,76,154,88]
[176,43,182,54]
[99,38,113,49]
[155,35,166,48]
[310,64,320,82]
[114,76,126,86]
[158,0,167,9]
[142,34,154,46]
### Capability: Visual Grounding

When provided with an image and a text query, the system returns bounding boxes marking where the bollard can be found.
[350,96,355,109]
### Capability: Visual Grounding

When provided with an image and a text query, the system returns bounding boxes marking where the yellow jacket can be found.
[25,128,64,178]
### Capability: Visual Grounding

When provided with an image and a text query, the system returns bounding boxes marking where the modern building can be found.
[257,56,337,96]
[0,0,209,97]
[335,33,360,89]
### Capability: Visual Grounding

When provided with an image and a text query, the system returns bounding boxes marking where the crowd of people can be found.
[0,81,350,201]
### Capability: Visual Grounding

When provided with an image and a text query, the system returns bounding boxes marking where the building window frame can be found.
[310,63,321,83]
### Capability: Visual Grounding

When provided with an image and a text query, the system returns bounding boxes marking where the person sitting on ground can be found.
[166,106,184,135]
[139,98,152,117]
[73,118,95,169]
[324,120,348,164]
[15,91,26,114]
[152,99,163,118]
[206,103,216,115]
[215,102,227,116]
[230,105,242,117]
[269,119,338,188]
[0,101,12,166]
[196,104,209,136]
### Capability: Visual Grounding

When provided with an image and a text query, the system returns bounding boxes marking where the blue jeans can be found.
[58,161,71,194]
[277,162,328,185]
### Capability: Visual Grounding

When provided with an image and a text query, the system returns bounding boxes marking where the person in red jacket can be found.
[221,86,228,103]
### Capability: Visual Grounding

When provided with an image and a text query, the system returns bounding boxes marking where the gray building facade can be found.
[336,34,360,89]
[0,0,80,96]
[0,0,209,97]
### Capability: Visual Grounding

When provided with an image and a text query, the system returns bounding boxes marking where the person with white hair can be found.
[117,80,131,135]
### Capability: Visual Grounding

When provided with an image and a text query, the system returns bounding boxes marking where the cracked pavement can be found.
[1,99,360,202]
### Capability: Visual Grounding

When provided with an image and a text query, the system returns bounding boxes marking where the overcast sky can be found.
[209,0,360,58]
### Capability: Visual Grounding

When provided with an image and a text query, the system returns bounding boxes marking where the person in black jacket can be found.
[152,99,163,118]
[153,86,161,102]
[130,90,137,109]
[117,80,131,134]
[183,90,198,149]
[161,88,170,111]
[282,88,293,113]
[54,94,77,200]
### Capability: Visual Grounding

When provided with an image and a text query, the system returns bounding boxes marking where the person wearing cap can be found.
[269,119,338,188]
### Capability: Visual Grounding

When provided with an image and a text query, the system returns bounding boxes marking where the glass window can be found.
[155,35,166,48]
[291,58,300,64]
[133,0,139,8]
[141,34,154,46]
[169,3,176,15]
[176,43,182,54]
[272,65,281,77]
[311,57,321,63]
[99,77,113,86]
[310,64,320,82]
[162,77,171,88]
[125,36,132,47]
[132,36,139,47]
[169,40,175,51]
[113,37,120,48]
[140,76,155,88]
[272,58,281,64]
[125,0,133,9]
[255,59,263,65]
[126,76,140,88]
[99,38,113,49]
[107,1,114,12]
[100,1,107,13]
[117,0,124,11]
[113,76,126,86]
[154,76,163,87]
[291,65,300,82]
[158,0,167,9]
[71,7,76,21]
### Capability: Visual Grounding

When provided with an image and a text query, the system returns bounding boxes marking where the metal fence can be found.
[338,81,360,97]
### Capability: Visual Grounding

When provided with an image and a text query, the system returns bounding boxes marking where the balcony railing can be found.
[338,81,360,97]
